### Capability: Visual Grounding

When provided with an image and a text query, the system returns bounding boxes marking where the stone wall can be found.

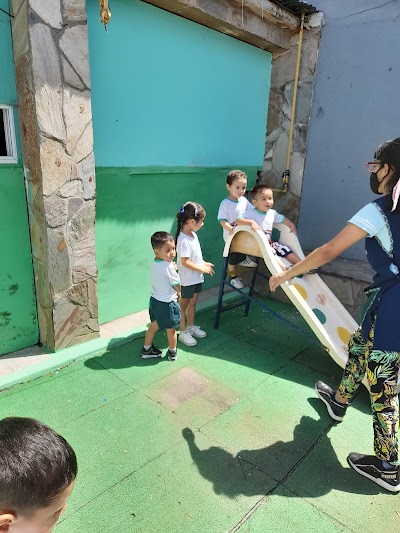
[11,0,99,350]
[259,13,323,223]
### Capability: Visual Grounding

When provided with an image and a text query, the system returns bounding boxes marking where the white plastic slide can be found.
[223,224,369,387]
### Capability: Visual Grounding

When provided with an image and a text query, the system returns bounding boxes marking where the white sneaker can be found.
[238,256,257,268]
[230,277,244,289]
[188,325,207,338]
[179,331,197,346]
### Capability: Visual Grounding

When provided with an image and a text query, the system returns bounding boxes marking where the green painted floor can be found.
[1,297,399,533]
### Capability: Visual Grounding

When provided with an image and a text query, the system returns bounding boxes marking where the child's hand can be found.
[203,262,215,276]
[286,221,297,235]
[250,221,261,232]
[172,261,178,270]
[176,291,181,299]
[228,225,235,235]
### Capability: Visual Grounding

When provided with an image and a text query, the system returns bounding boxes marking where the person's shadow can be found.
[182,399,384,497]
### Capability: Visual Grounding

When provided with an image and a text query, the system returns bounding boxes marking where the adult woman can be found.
[269,138,400,492]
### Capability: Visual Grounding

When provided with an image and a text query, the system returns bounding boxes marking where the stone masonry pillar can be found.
[11,0,99,350]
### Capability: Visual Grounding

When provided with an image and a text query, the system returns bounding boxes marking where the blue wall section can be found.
[298,0,400,261]
[87,0,271,167]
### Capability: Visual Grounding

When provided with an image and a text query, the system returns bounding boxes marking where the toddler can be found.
[242,184,300,270]
[217,170,258,289]
[141,232,181,361]
[0,416,77,532]
[176,202,214,347]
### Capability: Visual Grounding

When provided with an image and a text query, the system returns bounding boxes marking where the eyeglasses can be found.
[366,161,383,172]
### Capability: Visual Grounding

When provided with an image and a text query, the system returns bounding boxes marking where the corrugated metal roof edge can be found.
[271,0,318,17]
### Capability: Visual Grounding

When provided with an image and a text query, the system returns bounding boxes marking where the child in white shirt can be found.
[141,232,181,361]
[242,184,301,270]
[217,170,257,289]
[176,202,214,347]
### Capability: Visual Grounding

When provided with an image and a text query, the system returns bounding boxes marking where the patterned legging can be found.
[338,318,400,465]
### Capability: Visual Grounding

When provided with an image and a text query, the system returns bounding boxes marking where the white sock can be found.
[144,344,151,350]
[169,348,177,354]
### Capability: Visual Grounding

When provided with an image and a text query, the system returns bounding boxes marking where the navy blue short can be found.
[149,297,180,330]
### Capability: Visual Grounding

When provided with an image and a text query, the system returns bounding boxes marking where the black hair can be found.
[0,417,77,516]
[226,169,247,185]
[151,231,174,250]
[375,138,400,196]
[175,202,205,242]
[251,183,273,198]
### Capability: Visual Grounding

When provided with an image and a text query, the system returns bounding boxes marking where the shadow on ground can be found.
[181,398,382,498]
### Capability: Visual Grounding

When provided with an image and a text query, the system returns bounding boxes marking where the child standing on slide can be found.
[217,170,258,289]
[176,202,214,347]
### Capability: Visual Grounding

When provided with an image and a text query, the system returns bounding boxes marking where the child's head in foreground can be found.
[0,417,77,533]
[226,170,247,200]
[251,184,274,213]
[150,231,176,263]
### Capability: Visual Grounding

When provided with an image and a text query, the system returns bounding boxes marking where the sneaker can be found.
[238,256,258,268]
[187,325,207,338]
[179,331,197,346]
[315,381,348,421]
[167,349,178,361]
[230,277,244,289]
[140,344,162,359]
[347,453,400,492]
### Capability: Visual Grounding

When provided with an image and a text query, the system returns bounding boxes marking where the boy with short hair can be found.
[0,416,77,532]
[239,184,300,269]
[141,231,181,361]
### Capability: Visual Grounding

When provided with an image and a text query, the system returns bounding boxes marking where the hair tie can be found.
[180,205,185,214]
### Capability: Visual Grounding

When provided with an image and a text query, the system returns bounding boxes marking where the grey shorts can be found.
[181,283,203,299]
[149,297,181,330]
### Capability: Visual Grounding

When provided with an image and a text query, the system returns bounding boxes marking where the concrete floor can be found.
[0,296,399,533]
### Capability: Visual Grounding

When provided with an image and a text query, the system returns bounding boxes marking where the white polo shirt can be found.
[217,197,253,241]
[150,260,180,303]
[177,231,204,287]
[244,207,285,239]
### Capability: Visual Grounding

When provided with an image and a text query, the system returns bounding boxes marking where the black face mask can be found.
[370,172,383,195]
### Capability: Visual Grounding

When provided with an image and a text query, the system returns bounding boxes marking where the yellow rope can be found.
[100,0,111,27]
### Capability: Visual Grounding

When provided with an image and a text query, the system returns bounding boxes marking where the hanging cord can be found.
[241,0,244,27]
[274,11,305,194]
[100,0,111,31]
[0,7,14,17]
[261,0,264,19]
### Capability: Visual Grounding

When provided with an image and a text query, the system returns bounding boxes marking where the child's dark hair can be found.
[0,417,77,516]
[251,183,273,198]
[375,138,400,196]
[227,169,247,185]
[175,201,205,242]
[151,231,174,250]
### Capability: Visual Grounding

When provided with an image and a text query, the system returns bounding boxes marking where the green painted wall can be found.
[0,6,38,354]
[0,166,38,353]
[88,0,271,323]
[96,167,259,323]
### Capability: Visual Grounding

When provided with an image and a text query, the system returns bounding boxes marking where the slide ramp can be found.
[223,225,367,387]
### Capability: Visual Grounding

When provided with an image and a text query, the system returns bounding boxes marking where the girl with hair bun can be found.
[176,202,214,347]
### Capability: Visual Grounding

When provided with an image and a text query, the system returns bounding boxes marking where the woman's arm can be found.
[269,223,368,291]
